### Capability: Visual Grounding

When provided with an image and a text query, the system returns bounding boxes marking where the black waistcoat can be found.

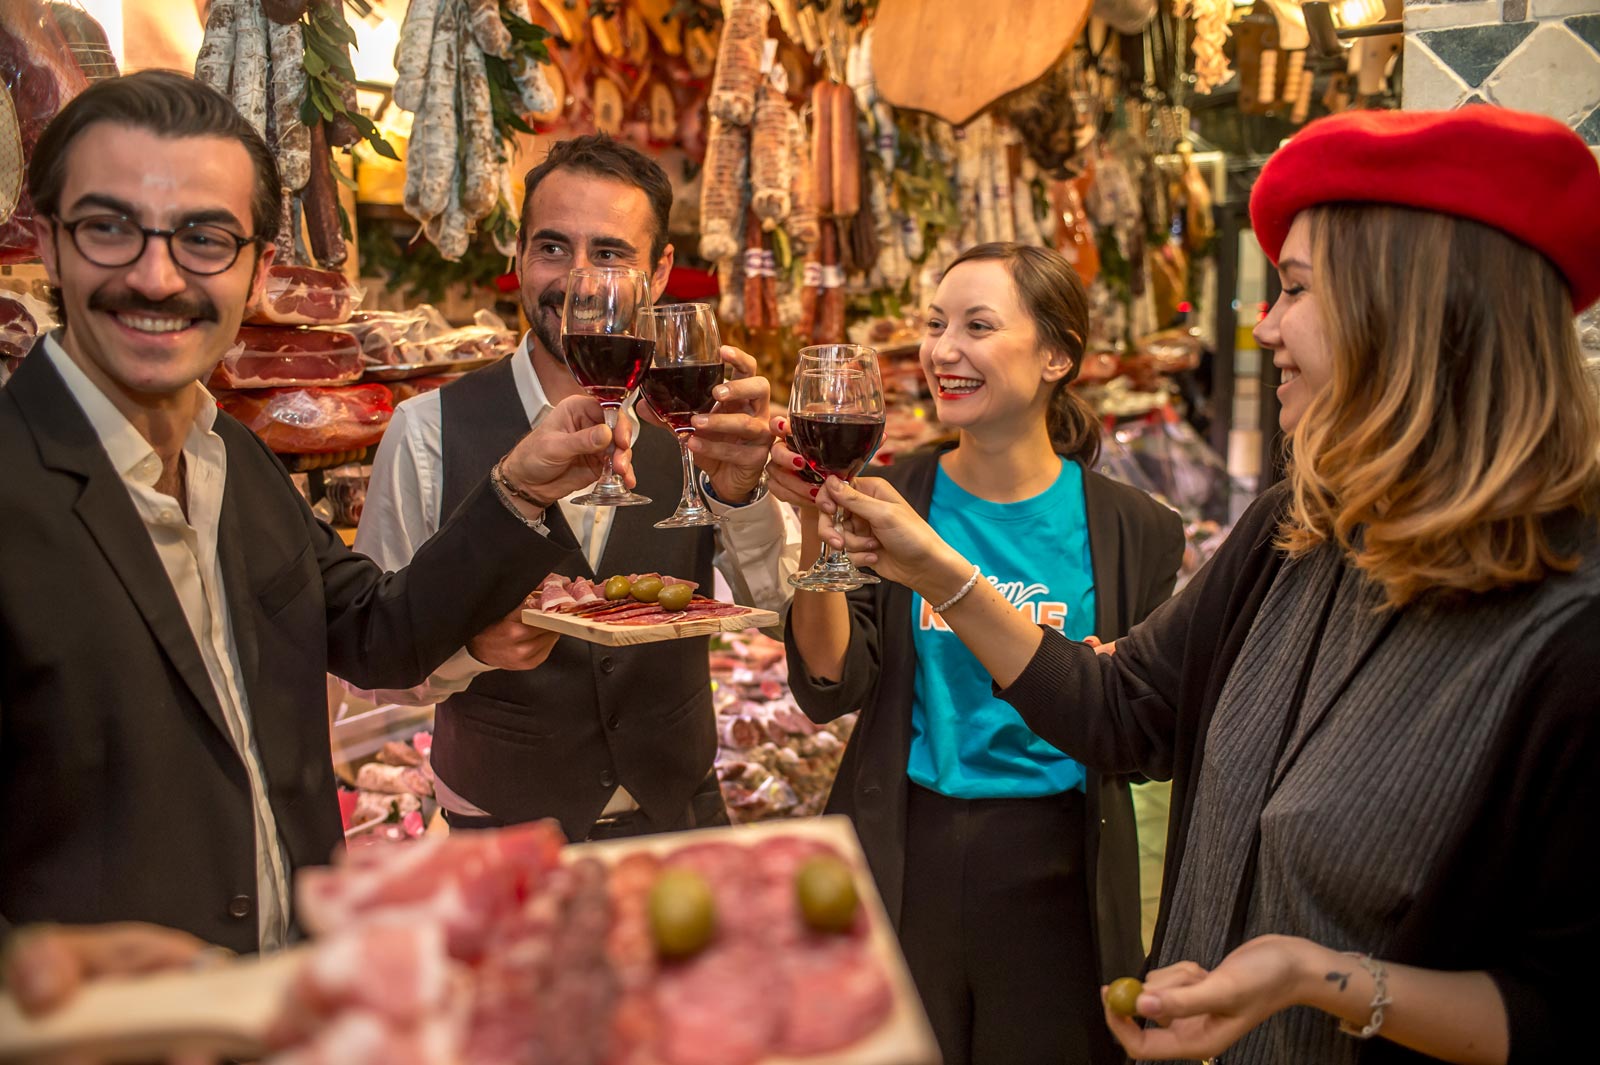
[432,354,718,840]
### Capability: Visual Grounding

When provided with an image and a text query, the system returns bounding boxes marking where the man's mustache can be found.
[88,289,217,322]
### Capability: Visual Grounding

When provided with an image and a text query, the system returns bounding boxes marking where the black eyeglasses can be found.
[53,214,263,276]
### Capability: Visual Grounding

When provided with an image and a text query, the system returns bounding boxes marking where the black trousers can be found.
[442,769,730,841]
[898,783,1122,1065]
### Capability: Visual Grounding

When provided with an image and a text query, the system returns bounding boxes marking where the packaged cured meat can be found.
[698,118,748,263]
[708,0,765,126]
[249,265,362,326]
[217,383,393,455]
[0,0,89,263]
[211,326,363,390]
[0,289,50,360]
[750,87,793,231]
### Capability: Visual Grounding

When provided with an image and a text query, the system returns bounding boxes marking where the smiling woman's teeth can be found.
[939,376,982,394]
[1281,368,1300,383]
[120,315,190,334]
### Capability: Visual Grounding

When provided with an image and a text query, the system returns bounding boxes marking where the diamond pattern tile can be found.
[1457,92,1496,105]
[1567,13,1600,56]
[1576,103,1600,143]
[1488,23,1600,123]
[1404,38,1472,108]
[1404,0,1504,30]
[1418,23,1537,86]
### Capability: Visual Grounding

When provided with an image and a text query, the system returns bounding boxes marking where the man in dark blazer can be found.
[0,72,632,957]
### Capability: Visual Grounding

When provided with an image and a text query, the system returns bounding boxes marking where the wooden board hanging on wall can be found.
[870,0,1092,126]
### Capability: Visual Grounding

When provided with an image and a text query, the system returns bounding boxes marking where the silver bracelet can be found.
[932,565,982,613]
[489,464,549,534]
[1337,952,1392,1040]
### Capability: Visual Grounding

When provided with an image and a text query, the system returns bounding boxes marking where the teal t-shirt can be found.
[907,457,1094,798]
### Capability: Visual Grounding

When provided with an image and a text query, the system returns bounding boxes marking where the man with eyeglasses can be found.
[0,70,633,969]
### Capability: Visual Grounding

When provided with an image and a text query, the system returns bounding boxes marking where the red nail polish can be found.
[793,456,804,469]
[809,488,818,498]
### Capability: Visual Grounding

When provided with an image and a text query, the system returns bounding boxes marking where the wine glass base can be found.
[654,508,721,529]
[787,571,881,592]
[571,488,652,507]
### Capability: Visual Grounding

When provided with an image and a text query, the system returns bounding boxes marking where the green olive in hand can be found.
[657,583,694,611]
[649,868,716,958]
[630,577,664,603]
[796,856,859,933]
[604,575,632,600]
[1106,976,1144,1018]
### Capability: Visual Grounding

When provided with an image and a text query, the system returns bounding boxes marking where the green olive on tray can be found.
[630,577,664,603]
[649,868,716,958]
[656,583,694,612]
[796,855,859,933]
[604,575,632,600]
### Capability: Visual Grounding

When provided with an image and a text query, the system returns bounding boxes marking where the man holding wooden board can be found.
[0,71,632,957]
[355,135,801,843]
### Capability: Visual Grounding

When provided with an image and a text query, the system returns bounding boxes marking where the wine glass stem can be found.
[824,505,850,568]
[598,405,622,488]
[676,433,707,511]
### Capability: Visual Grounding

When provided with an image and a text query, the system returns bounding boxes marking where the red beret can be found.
[1249,108,1600,312]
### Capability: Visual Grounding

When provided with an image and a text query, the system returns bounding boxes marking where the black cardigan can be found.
[998,481,1600,1064]
[785,447,1187,983]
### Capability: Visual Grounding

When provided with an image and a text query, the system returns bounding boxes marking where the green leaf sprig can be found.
[482,8,554,142]
[301,0,399,160]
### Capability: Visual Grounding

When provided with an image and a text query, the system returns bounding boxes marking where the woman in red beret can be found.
[807,107,1600,1064]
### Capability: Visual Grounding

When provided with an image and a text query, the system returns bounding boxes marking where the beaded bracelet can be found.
[1337,952,1392,1040]
[932,565,983,613]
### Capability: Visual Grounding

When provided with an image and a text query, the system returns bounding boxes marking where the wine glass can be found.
[786,345,886,592]
[640,302,725,528]
[562,267,654,506]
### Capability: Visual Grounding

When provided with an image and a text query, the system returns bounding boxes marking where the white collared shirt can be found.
[352,335,800,814]
[43,335,291,951]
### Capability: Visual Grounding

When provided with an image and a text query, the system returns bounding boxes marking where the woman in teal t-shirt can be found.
[769,243,1185,1065]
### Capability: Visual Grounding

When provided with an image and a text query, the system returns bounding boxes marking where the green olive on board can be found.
[796,856,859,933]
[649,868,716,958]
[604,575,632,600]
[657,583,694,611]
[630,577,664,603]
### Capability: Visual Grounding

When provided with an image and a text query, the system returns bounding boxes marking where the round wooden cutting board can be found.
[869,0,1092,126]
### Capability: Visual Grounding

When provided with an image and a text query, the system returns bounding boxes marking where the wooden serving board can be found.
[0,818,937,1065]
[520,604,781,645]
[870,0,1091,126]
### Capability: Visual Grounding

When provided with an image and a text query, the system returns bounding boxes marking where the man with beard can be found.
[0,73,633,954]
[355,136,799,840]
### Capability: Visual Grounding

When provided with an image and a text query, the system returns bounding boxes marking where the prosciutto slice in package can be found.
[210,326,363,389]
[248,265,363,326]
[217,383,392,454]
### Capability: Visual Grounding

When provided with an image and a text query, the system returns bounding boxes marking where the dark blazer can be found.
[0,345,571,952]
[784,446,1186,981]
[430,356,720,840]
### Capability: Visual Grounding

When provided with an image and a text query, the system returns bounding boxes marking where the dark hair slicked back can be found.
[28,69,282,245]
[519,134,672,265]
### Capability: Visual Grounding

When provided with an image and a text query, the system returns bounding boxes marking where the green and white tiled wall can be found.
[1403,0,1600,359]
[1403,0,1600,142]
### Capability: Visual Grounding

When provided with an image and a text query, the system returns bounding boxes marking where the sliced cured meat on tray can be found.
[0,818,939,1065]
[521,573,779,646]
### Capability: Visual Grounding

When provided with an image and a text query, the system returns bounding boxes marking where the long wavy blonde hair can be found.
[1279,204,1600,609]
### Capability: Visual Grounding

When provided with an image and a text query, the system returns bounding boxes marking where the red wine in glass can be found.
[564,333,655,405]
[788,412,885,484]
[641,362,725,431]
